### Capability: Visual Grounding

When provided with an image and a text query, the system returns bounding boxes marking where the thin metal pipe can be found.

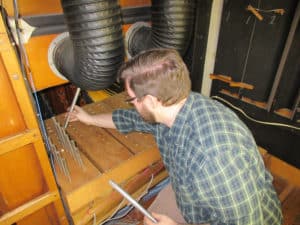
[64,87,81,129]
[291,89,300,120]
[109,180,158,223]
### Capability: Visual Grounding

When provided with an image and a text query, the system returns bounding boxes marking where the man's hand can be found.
[67,105,93,125]
[144,213,178,225]
[66,105,116,129]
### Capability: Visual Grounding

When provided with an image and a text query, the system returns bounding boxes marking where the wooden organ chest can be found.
[45,92,168,225]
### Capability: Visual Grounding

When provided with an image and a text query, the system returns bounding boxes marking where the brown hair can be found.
[118,48,191,106]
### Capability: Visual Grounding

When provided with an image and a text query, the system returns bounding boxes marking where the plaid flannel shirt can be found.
[112,92,282,225]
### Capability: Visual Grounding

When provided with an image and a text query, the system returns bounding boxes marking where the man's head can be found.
[118,48,191,107]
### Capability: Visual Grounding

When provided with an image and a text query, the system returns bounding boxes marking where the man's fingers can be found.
[72,105,80,111]
[67,105,80,113]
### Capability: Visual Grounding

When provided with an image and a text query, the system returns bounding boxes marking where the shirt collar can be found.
[167,93,194,141]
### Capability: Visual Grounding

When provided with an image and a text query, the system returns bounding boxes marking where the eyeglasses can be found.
[125,96,137,103]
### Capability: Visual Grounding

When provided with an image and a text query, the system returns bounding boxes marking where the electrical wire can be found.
[211,95,300,131]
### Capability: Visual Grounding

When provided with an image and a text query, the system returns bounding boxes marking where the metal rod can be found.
[71,140,85,169]
[64,87,81,129]
[52,117,67,148]
[291,89,300,120]
[61,155,71,182]
[109,180,157,223]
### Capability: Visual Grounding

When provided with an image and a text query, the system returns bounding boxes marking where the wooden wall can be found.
[0,1,150,224]
[0,13,67,225]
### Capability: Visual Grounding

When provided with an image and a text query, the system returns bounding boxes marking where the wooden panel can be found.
[107,128,158,154]
[0,145,47,213]
[0,13,67,224]
[84,93,158,153]
[0,129,39,155]
[54,152,101,195]
[3,0,62,16]
[87,90,111,102]
[101,92,130,109]
[281,188,300,225]
[269,157,300,188]
[259,147,300,225]
[3,0,151,16]
[0,192,59,225]
[44,120,101,194]
[17,206,58,225]
[55,115,134,172]
[0,57,26,138]
[69,123,133,172]
[0,46,42,130]
[259,147,300,188]
[120,0,150,7]
[25,35,68,91]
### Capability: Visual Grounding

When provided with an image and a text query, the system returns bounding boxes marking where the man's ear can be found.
[144,95,160,109]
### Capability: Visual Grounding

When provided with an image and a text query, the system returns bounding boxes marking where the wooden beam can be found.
[0,191,60,225]
[0,129,39,155]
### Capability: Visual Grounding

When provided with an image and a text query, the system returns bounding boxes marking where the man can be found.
[68,48,282,225]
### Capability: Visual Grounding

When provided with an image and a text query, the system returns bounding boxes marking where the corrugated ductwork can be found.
[126,0,196,57]
[55,0,124,90]
[51,0,195,90]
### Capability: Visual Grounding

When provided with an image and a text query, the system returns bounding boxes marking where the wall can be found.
[208,0,300,168]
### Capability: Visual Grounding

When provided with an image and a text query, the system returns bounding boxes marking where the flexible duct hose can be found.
[58,0,124,90]
[127,0,196,57]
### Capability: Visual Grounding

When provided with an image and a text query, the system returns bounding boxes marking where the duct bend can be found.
[126,0,196,58]
[52,0,124,90]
